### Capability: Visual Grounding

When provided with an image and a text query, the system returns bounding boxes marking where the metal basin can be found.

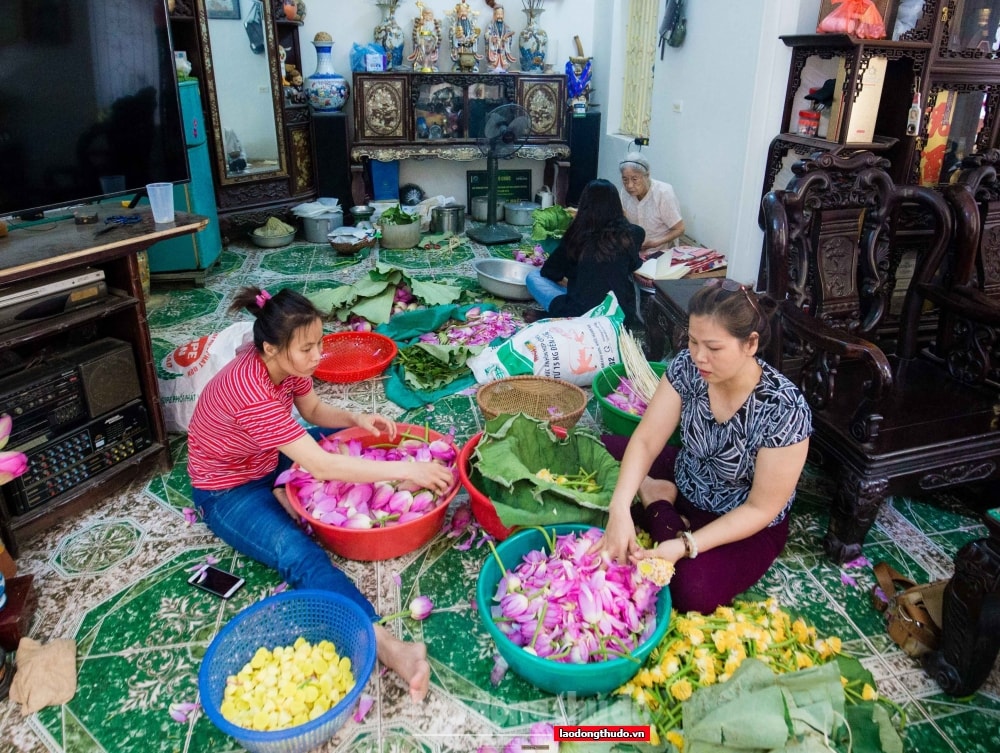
[473,258,536,301]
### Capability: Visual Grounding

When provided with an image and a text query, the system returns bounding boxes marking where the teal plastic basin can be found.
[476,523,672,696]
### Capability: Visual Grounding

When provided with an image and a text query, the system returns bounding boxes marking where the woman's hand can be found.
[630,536,686,566]
[591,505,638,565]
[402,461,455,495]
[355,412,397,439]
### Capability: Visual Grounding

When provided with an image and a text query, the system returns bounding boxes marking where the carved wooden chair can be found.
[929,150,1000,384]
[761,151,1000,566]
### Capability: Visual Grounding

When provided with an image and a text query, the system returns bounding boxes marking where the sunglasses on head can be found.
[703,278,762,317]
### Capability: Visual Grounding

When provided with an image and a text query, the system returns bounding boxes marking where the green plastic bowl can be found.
[593,362,680,446]
[476,524,672,696]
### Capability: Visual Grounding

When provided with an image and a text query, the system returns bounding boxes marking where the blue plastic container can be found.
[476,524,672,696]
[199,590,376,753]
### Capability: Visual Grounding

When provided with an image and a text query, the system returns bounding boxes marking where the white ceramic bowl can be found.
[473,258,536,300]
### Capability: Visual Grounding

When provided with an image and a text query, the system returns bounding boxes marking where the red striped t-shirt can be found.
[188,344,312,490]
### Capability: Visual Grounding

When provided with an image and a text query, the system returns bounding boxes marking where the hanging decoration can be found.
[658,0,686,59]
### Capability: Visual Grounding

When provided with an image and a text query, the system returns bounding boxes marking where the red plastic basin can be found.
[286,423,459,561]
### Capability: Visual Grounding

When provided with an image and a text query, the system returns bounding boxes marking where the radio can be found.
[0,338,141,450]
[0,365,86,449]
[2,400,152,515]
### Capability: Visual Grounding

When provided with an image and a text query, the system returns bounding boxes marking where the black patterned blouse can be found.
[667,350,813,525]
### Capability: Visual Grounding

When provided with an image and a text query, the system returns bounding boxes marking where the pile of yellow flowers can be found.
[220,636,355,731]
[616,597,886,747]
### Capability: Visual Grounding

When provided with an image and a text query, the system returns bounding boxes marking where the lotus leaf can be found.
[470,414,619,529]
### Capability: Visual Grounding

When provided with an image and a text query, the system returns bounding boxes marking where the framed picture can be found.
[466,169,532,214]
[207,0,241,20]
[816,0,894,40]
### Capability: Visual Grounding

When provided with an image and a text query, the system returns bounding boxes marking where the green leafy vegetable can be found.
[530,205,574,241]
[470,414,619,528]
[307,264,472,324]
[396,342,480,391]
[378,205,417,225]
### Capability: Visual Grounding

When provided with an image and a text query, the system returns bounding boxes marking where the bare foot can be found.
[373,624,431,702]
[271,487,297,520]
[638,477,678,508]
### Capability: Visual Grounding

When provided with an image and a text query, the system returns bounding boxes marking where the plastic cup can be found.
[99,174,126,194]
[146,182,175,223]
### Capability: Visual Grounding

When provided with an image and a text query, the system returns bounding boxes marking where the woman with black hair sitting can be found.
[523,178,645,328]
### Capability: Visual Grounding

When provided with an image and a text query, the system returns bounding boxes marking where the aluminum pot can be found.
[431,203,465,234]
[471,196,505,222]
[505,201,541,226]
[302,210,344,243]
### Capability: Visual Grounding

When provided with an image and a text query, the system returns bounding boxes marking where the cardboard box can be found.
[827,55,887,144]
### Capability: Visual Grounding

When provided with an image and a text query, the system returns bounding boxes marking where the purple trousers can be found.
[602,435,789,614]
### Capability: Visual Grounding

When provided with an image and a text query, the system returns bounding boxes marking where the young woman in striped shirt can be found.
[188,286,453,702]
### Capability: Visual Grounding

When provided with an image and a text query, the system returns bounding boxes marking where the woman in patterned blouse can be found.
[595,280,813,612]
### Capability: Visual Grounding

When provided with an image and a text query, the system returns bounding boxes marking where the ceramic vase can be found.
[306,38,349,113]
[374,3,405,70]
[518,8,548,73]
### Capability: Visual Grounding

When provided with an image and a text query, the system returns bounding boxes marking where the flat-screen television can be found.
[0,0,189,220]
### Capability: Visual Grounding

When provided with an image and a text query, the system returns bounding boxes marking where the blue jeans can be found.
[192,428,378,622]
[526,268,566,310]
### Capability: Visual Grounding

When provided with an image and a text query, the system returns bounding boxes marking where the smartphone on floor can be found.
[188,565,245,599]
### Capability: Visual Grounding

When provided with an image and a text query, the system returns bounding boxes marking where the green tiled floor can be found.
[1,239,997,752]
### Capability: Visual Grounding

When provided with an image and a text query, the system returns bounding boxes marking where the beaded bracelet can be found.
[677,530,698,559]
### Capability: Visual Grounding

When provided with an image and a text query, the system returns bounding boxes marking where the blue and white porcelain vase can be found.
[306,36,349,113]
[518,8,548,73]
[374,1,405,70]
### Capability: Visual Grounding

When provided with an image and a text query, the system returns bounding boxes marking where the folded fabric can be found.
[9,637,77,716]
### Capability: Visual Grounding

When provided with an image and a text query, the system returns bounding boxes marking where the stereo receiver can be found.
[2,400,152,515]
[0,338,141,450]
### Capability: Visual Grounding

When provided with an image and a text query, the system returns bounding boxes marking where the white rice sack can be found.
[468,294,625,386]
[157,322,254,433]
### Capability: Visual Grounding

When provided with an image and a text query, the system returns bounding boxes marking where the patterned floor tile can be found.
[4,238,999,753]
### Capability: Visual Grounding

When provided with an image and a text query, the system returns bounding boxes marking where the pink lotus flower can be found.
[378,594,434,624]
[489,528,661,664]
[281,432,457,531]
[168,701,199,723]
[353,693,374,723]
[0,413,29,486]
[409,595,433,620]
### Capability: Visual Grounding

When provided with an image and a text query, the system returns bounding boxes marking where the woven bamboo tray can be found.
[328,235,376,255]
[476,376,587,430]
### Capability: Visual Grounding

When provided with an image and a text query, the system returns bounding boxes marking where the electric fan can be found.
[467,103,532,245]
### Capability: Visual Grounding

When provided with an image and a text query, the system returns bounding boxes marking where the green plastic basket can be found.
[593,361,680,445]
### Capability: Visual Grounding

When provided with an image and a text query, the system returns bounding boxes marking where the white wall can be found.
[593,0,822,284]
[281,0,825,278]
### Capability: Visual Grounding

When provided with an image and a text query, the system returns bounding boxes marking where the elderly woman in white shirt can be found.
[619,152,685,259]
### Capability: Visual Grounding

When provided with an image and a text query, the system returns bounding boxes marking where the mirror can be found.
[200,0,287,182]
[918,86,988,186]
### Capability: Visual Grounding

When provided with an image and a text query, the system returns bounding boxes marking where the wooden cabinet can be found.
[351,71,569,162]
[760,34,928,196]
[0,213,206,556]
[763,2,1000,196]
[168,1,316,241]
